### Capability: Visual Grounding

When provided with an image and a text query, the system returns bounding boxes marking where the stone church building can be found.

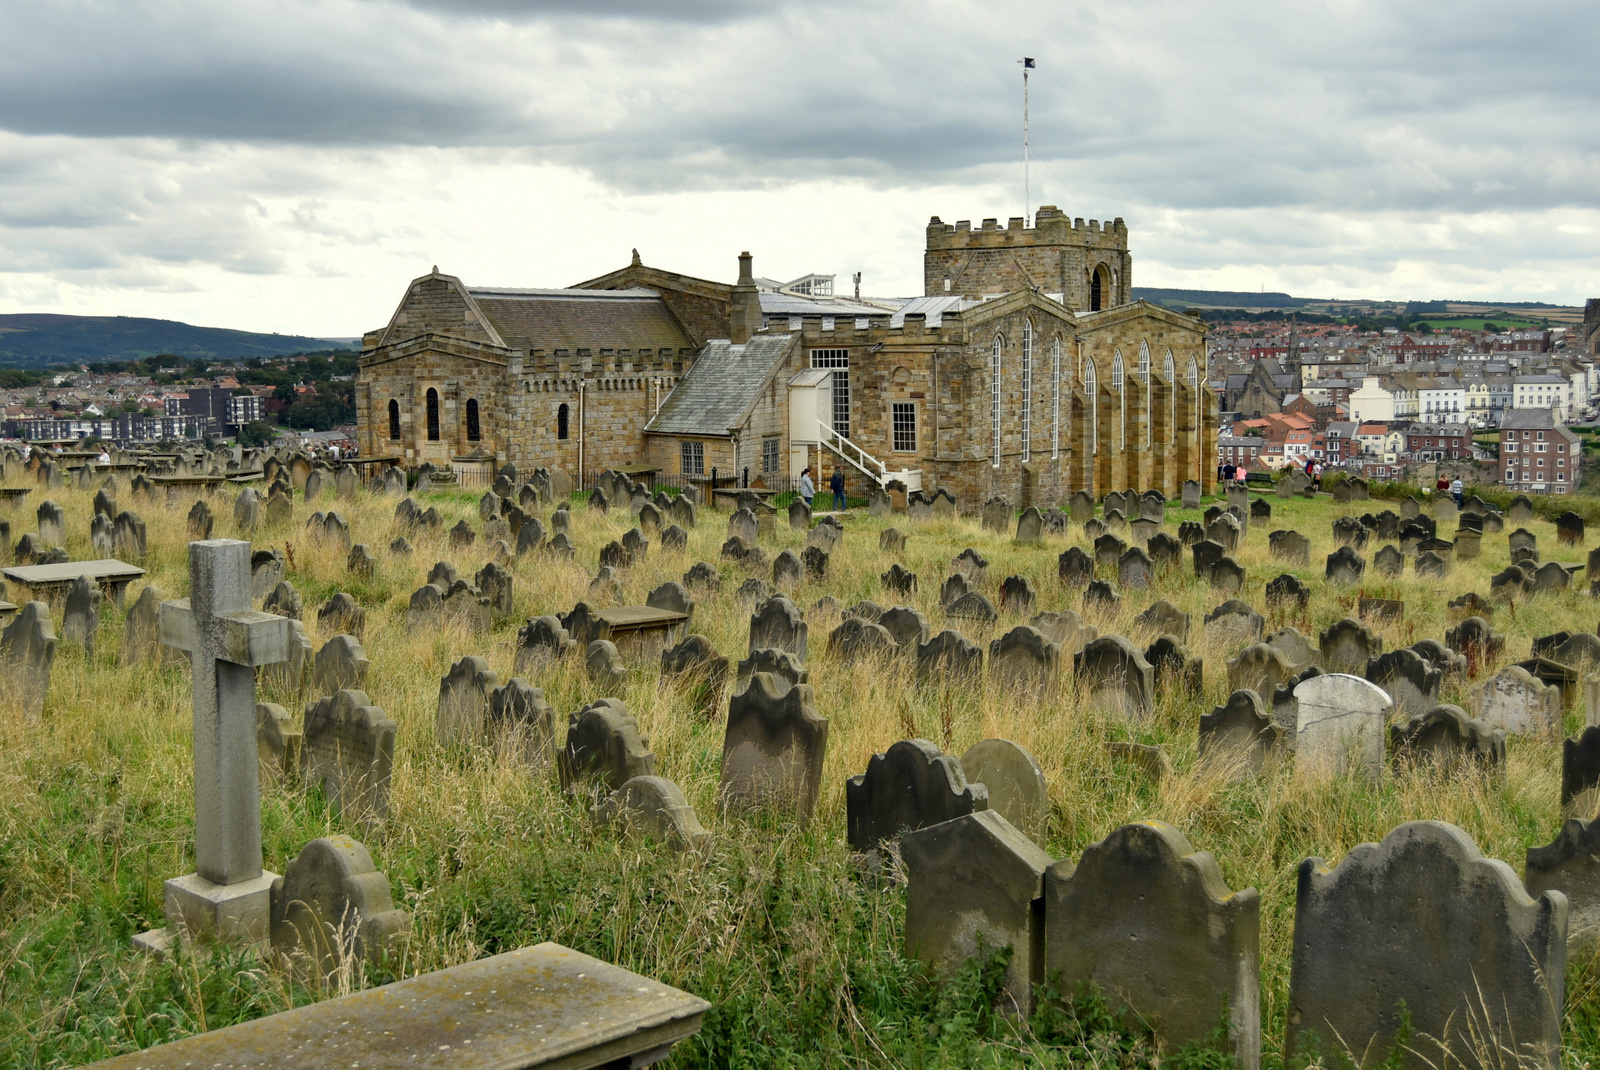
[355,206,1217,506]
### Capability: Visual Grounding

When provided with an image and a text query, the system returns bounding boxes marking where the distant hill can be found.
[0,314,356,367]
[1133,287,1309,310]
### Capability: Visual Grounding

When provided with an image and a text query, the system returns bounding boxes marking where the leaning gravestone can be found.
[1318,617,1381,676]
[1323,546,1365,584]
[1365,648,1442,719]
[989,626,1059,693]
[1288,821,1566,1070]
[1199,689,1284,776]
[1203,599,1264,647]
[960,739,1048,847]
[1044,821,1260,1070]
[302,689,397,823]
[915,630,983,685]
[121,584,167,666]
[1388,704,1505,774]
[558,698,654,793]
[748,595,807,659]
[1226,642,1293,702]
[269,834,410,970]
[901,810,1053,1017]
[62,573,101,654]
[845,739,988,854]
[437,655,499,746]
[596,775,711,853]
[1527,815,1600,954]
[717,672,828,822]
[0,601,57,722]
[1293,673,1390,780]
[1073,635,1155,719]
[312,634,369,697]
[1474,665,1561,736]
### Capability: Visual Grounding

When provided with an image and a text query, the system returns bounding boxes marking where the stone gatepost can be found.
[135,539,290,954]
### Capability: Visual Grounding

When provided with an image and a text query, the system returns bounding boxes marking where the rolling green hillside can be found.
[0,314,355,366]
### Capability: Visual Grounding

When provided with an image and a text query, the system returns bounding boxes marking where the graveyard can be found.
[8,459,1600,1067]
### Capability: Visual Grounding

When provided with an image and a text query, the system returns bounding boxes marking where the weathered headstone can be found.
[961,739,1048,847]
[1044,821,1260,1070]
[1293,673,1390,779]
[846,739,988,854]
[559,698,654,793]
[1389,704,1505,774]
[1319,618,1381,676]
[1073,635,1155,718]
[901,810,1053,1017]
[269,835,410,969]
[1474,665,1561,735]
[717,673,828,821]
[1288,821,1566,1070]
[1199,688,1285,776]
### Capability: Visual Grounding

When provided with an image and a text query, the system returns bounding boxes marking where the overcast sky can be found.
[1,0,1596,337]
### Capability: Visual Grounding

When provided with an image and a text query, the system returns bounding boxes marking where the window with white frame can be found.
[991,334,1003,466]
[892,402,917,452]
[810,349,850,438]
[1112,351,1126,447]
[1051,337,1062,460]
[1138,341,1150,446]
[680,440,704,476]
[761,437,780,473]
[1084,358,1098,445]
[1163,349,1175,432]
[1020,320,1033,463]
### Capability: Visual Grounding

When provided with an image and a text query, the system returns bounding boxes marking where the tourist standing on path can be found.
[799,467,815,508]
[830,467,845,511]
[1451,476,1464,506]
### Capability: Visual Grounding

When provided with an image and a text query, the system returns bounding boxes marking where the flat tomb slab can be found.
[90,942,709,1069]
[595,606,690,632]
[3,560,147,586]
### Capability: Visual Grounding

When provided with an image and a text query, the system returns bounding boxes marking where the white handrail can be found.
[818,418,888,483]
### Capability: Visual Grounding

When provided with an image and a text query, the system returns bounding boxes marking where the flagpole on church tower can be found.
[1020,58,1034,226]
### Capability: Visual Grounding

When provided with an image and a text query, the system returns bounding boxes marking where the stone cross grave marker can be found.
[139,539,290,952]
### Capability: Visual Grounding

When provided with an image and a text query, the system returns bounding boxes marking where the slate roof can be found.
[646,333,798,437]
[467,288,692,352]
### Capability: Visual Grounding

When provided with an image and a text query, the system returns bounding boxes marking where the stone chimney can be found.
[729,251,762,345]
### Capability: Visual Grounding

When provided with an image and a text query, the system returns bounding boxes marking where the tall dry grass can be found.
[1,475,1598,1067]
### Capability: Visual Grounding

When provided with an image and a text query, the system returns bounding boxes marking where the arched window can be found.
[1186,356,1199,391]
[1083,358,1097,445]
[1050,337,1062,460]
[425,388,440,441]
[557,403,570,441]
[1163,349,1175,433]
[991,334,1003,467]
[465,398,481,442]
[1138,341,1151,446]
[1020,319,1033,463]
[387,398,400,440]
[1112,350,1125,448]
[1089,267,1107,312]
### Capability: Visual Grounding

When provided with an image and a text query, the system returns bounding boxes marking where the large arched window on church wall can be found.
[1051,337,1062,460]
[425,388,440,441]
[1138,341,1151,446]
[1112,351,1125,448]
[1020,320,1033,463]
[1083,357,1097,445]
[466,398,481,442]
[1187,356,1199,392]
[557,403,570,441]
[1163,350,1175,434]
[1089,265,1110,312]
[387,398,400,440]
[991,334,1003,467]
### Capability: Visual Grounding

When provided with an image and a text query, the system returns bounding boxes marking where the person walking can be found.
[829,466,845,511]
[799,467,815,508]
[1450,476,1464,506]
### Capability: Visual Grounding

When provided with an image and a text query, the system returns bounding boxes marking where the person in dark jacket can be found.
[830,467,845,511]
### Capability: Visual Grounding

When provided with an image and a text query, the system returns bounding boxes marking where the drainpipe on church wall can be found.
[578,380,586,482]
